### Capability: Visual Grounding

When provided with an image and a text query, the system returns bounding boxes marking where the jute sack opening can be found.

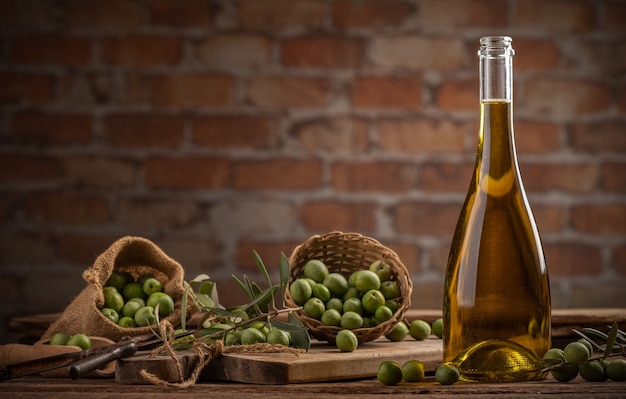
[41,236,187,342]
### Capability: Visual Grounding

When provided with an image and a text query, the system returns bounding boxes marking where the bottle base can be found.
[450,339,546,383]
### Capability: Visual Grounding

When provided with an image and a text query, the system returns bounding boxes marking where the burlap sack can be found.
[41,236,188,342]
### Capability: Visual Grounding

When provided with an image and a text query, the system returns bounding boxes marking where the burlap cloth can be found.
[41,236,187,342]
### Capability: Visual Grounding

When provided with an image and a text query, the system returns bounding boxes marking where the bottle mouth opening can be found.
[480,36,512,47]
[478,36,514,57]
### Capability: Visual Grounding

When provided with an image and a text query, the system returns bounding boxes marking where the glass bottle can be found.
[442,36,551,383]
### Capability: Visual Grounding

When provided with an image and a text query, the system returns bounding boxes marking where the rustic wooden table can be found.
[2,374,625,399]
[5,308,625,398]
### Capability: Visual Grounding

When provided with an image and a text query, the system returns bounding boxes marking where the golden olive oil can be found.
[443,46,551,382]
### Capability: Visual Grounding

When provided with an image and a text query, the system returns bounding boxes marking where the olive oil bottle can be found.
[443,36,551,383]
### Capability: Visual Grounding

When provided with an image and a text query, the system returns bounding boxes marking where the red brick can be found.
[24,193,109,225]
[544,242,602,277]
[58,72,130,105]
[248,76,328,108]
[581,39,626,74]
[420,162,474,193]
[282,36,365,69]
[606,1,626,33]
[569,281,626,308]
[371,36,464,71]
[0,274,20,304]
[236,240,301,273]
[145,156,231,189]
[524,78,610,116]
[0,73,54,105]
[0,155,62,183]
[410,281,444,309]
[196,35,272,70]
[23,272,85,308]
[291,117,369,153]
[515,121,560,154]
[424,243,452,274]
[376,118,467,154]
[206,277,249,307]
[64,156,137,188]
[54,72,138,106]
[613,244,626,277]
[56,234,121,265]
[385,242,421,276]
[532,205,565,234]
[418,0,507,27]
[331,161,417,193]
[103,114,185,148]
[193,116,278,149]
[514,0,595,33]
[437,78,476,111]
[601,162,626,193]
[0,1,53,29]
[513,38,560,71]
[116,198,201,230]
[151,74,236,108]
[10,35,91,65]
[570,203,626,236]
[332,0,413,28]
[234,159,323,190]
[101,35,182,66]
[65,0,142,28]
[351,76,421,109]
[301,201,377,232]
[394,201,460,235]
[0,232,56,264]
[124,73,149,104]
[568,121,626,154]
[617,82,626,114]
[149,0,213,27]
[11,112,92,144]
[0,195,15,222]
[522,163,599,193]
[158,238,223,277]
[237,0,326,29]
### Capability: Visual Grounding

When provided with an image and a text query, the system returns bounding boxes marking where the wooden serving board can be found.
[115,337,443,385]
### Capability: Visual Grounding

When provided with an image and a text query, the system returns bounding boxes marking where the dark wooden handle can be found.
[68,342,137,379]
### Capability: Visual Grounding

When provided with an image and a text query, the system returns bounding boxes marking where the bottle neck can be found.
[479,36,514,102]
[476,37,518,196]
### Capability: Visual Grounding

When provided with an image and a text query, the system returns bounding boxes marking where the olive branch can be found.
[541,322,625,372]
[177,251,311,351]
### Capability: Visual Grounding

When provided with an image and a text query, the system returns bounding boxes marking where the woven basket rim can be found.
[285,231,412,343]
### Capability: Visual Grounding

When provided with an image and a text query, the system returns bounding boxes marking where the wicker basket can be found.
[285,231,412,344]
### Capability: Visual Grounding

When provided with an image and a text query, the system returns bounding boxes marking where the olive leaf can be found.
[576,324,625,355]
[253,249,273,290]
[240,286,278,318]
[181,283,190,331]
[279,252,290,308]
[602,322,619,360]
[270,314,311,351]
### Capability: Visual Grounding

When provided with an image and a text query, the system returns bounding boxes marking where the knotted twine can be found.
[139,319,305,388]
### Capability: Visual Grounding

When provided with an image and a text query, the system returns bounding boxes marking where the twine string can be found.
[138,319,304,388]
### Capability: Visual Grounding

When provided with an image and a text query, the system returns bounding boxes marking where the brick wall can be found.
[1,0,625,343]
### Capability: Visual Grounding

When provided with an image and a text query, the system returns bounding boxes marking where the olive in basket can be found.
[289,259,400,329]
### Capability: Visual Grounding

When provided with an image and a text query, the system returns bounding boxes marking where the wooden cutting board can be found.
[115,337,443,385]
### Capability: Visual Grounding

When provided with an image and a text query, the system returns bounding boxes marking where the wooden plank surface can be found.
[116,337,443,385]
[3,374,626,399]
